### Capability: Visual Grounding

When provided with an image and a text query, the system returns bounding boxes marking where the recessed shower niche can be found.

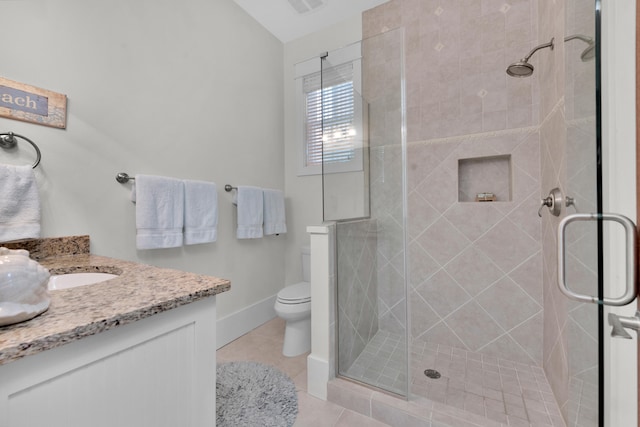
[458,155,512,202]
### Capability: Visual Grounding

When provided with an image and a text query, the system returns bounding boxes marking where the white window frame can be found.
[295,42,363,176]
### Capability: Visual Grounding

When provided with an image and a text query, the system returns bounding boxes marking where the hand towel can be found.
[263,188,287,236]
[133,174,184,249]
[236,186,263,239]
[183,179,218,245]
[0,164,41,242]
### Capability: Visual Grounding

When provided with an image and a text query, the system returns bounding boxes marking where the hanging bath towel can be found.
[236,186,263,239]
[183,179,218,245]
[263,188,286,236]
[133,174,184,249]
[0,164,41,242]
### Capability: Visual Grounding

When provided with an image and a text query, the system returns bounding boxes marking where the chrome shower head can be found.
[580,44,595,61]
[564,35,596,62]
[506,60,535,78]
[506,37,555,78]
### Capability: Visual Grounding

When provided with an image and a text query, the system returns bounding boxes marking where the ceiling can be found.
[233,0,390,43]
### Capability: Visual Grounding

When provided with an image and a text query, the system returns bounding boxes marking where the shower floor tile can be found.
[344,330,408,395]
[344,330,565,426]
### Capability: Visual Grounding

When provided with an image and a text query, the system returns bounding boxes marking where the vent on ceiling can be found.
[287,0,327,14]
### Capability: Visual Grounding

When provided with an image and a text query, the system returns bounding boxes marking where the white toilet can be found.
[274,246,311,357]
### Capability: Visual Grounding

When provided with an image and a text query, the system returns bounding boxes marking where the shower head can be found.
[506,37,555,78]
[580,44,596,61]
[564,34,595,62]
[506,60,535,78]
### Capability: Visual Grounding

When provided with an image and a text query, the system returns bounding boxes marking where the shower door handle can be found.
[557,213,638,306]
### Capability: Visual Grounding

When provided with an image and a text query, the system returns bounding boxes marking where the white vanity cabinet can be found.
[0,297,217,427]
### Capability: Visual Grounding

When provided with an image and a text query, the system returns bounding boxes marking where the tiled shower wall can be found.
[404,132,543,366]
[563,0,598,422]
[540,0,599,425]
[362,27,407,340]
[363,0,544,366]
[335,28,405,374]
[354,2,594,424]
[336,219,379,371]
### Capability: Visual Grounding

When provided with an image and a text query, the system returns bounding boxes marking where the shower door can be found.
[561,0,637,425]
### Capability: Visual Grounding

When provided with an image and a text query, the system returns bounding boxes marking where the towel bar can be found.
[119,175,236,193]
[116,172,134,183]
[0,132,41,168]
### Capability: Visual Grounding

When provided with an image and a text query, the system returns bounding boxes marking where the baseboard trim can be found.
[307,353,330,400]
[216,294,277,349]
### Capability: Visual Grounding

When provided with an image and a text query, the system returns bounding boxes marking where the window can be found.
[295,44,363,176]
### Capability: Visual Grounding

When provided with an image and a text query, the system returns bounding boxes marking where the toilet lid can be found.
[277,282,310,303]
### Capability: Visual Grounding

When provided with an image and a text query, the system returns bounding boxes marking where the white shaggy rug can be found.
[216,361,298,427]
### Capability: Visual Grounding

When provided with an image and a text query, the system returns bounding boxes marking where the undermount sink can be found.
[47,272,119,291]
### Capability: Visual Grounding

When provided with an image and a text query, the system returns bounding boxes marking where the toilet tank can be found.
[301,246,311,282]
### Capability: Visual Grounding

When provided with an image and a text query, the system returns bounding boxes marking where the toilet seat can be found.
[277,282,310,304]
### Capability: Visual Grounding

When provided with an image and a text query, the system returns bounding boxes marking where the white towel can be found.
[0,164,41,242]
[236,186,263,239]
[183,179,218,245]
[263,188,286,236]
[133,174,184,249]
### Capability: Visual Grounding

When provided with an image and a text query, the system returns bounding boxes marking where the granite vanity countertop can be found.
[0,252,230,366]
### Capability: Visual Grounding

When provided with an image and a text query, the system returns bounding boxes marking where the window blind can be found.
[303,62,355,168]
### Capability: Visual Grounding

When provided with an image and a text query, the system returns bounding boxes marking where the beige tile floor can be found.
[217,317,390,427]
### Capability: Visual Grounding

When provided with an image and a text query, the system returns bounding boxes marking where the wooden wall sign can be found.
[0,77,67,129]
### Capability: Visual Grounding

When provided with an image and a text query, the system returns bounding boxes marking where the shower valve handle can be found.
[538,197,553,217]
[538,188,563,217]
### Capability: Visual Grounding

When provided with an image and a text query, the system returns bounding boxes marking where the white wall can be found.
[283,16,363,285]
[0,0,284,321]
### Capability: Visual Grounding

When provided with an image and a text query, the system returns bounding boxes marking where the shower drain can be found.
[424,369,441,379]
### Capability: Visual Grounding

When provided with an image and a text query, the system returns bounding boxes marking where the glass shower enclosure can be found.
[319,0,638,425]
[321,28,409,398]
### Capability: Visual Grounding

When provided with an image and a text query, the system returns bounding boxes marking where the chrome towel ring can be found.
[0,132,42,168]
